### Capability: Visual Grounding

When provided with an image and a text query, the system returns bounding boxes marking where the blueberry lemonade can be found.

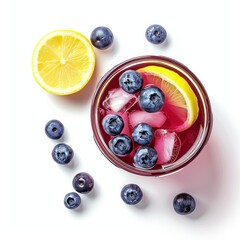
[91,56,212,176]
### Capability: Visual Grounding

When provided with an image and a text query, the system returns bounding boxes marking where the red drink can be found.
[91,56,212,176]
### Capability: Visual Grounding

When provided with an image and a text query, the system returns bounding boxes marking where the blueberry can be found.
[145,24,167,44]
[110,134,133,156]
[72,172,94,194]
[90,26,113,50]
[138,86,165,113]
[64,192,81,209]
[134,146,158,169]
[121,184,143,205]
[132,123,153,145]
[52,143,74,164]
[173,193,196,215]
[119,70,143,93]
[45,119,64,139]
[102,114,124,136]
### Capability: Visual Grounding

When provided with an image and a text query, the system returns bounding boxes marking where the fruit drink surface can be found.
[97,63,204,170]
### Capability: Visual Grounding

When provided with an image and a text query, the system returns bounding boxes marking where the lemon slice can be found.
[32,30,95,95]
[137,66,199,132]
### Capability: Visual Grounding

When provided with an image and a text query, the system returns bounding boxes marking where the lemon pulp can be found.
[32,30,95,95]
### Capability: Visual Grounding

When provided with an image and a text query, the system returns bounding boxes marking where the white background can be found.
[1,0,239,239]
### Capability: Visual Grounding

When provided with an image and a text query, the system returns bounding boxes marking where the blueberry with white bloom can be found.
[145,24,167,44]
[52,143,74,164]
[102,114,124,136]
[90,26,113,49]
[72,172,94,194]
[132,123,153,145]
[173,193,196,215]
[110,134,133,156]
[64,192,81,209]
[121,184,143,205]
[134,146,158,169]
[119,70,143,93]
[138,86,165,113]
[45,119,64,139]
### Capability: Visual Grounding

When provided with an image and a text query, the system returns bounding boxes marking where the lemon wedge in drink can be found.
[32,30,95,95]
[137,66,199,132]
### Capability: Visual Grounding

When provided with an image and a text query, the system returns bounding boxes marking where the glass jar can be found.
[91,55,213,176]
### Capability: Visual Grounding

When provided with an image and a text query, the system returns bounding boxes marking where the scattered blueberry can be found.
[138,86,165,113]
[134,146,158,169]
[145,24,167,44]
[102,114,124,136]
[72,172,94,194]
[121,184,143,205]
[119,70,143,94]
[132,123,153,145]
[45,119,64,140]
[52,143,74,164]
[90,26,114,50]
[110,134,133,156]
[64,192,81,209]
[173,193,196,215]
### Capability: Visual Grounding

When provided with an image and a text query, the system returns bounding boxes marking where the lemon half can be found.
[32,30,95,95]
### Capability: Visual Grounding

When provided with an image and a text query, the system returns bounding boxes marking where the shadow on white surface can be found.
[135,192,150,210]
[64,155,80,171]
[167,136,229,222]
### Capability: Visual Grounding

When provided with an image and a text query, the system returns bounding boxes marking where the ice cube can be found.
[102,88,137,113]
[129,110,167,128]
[154,129,181,165]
